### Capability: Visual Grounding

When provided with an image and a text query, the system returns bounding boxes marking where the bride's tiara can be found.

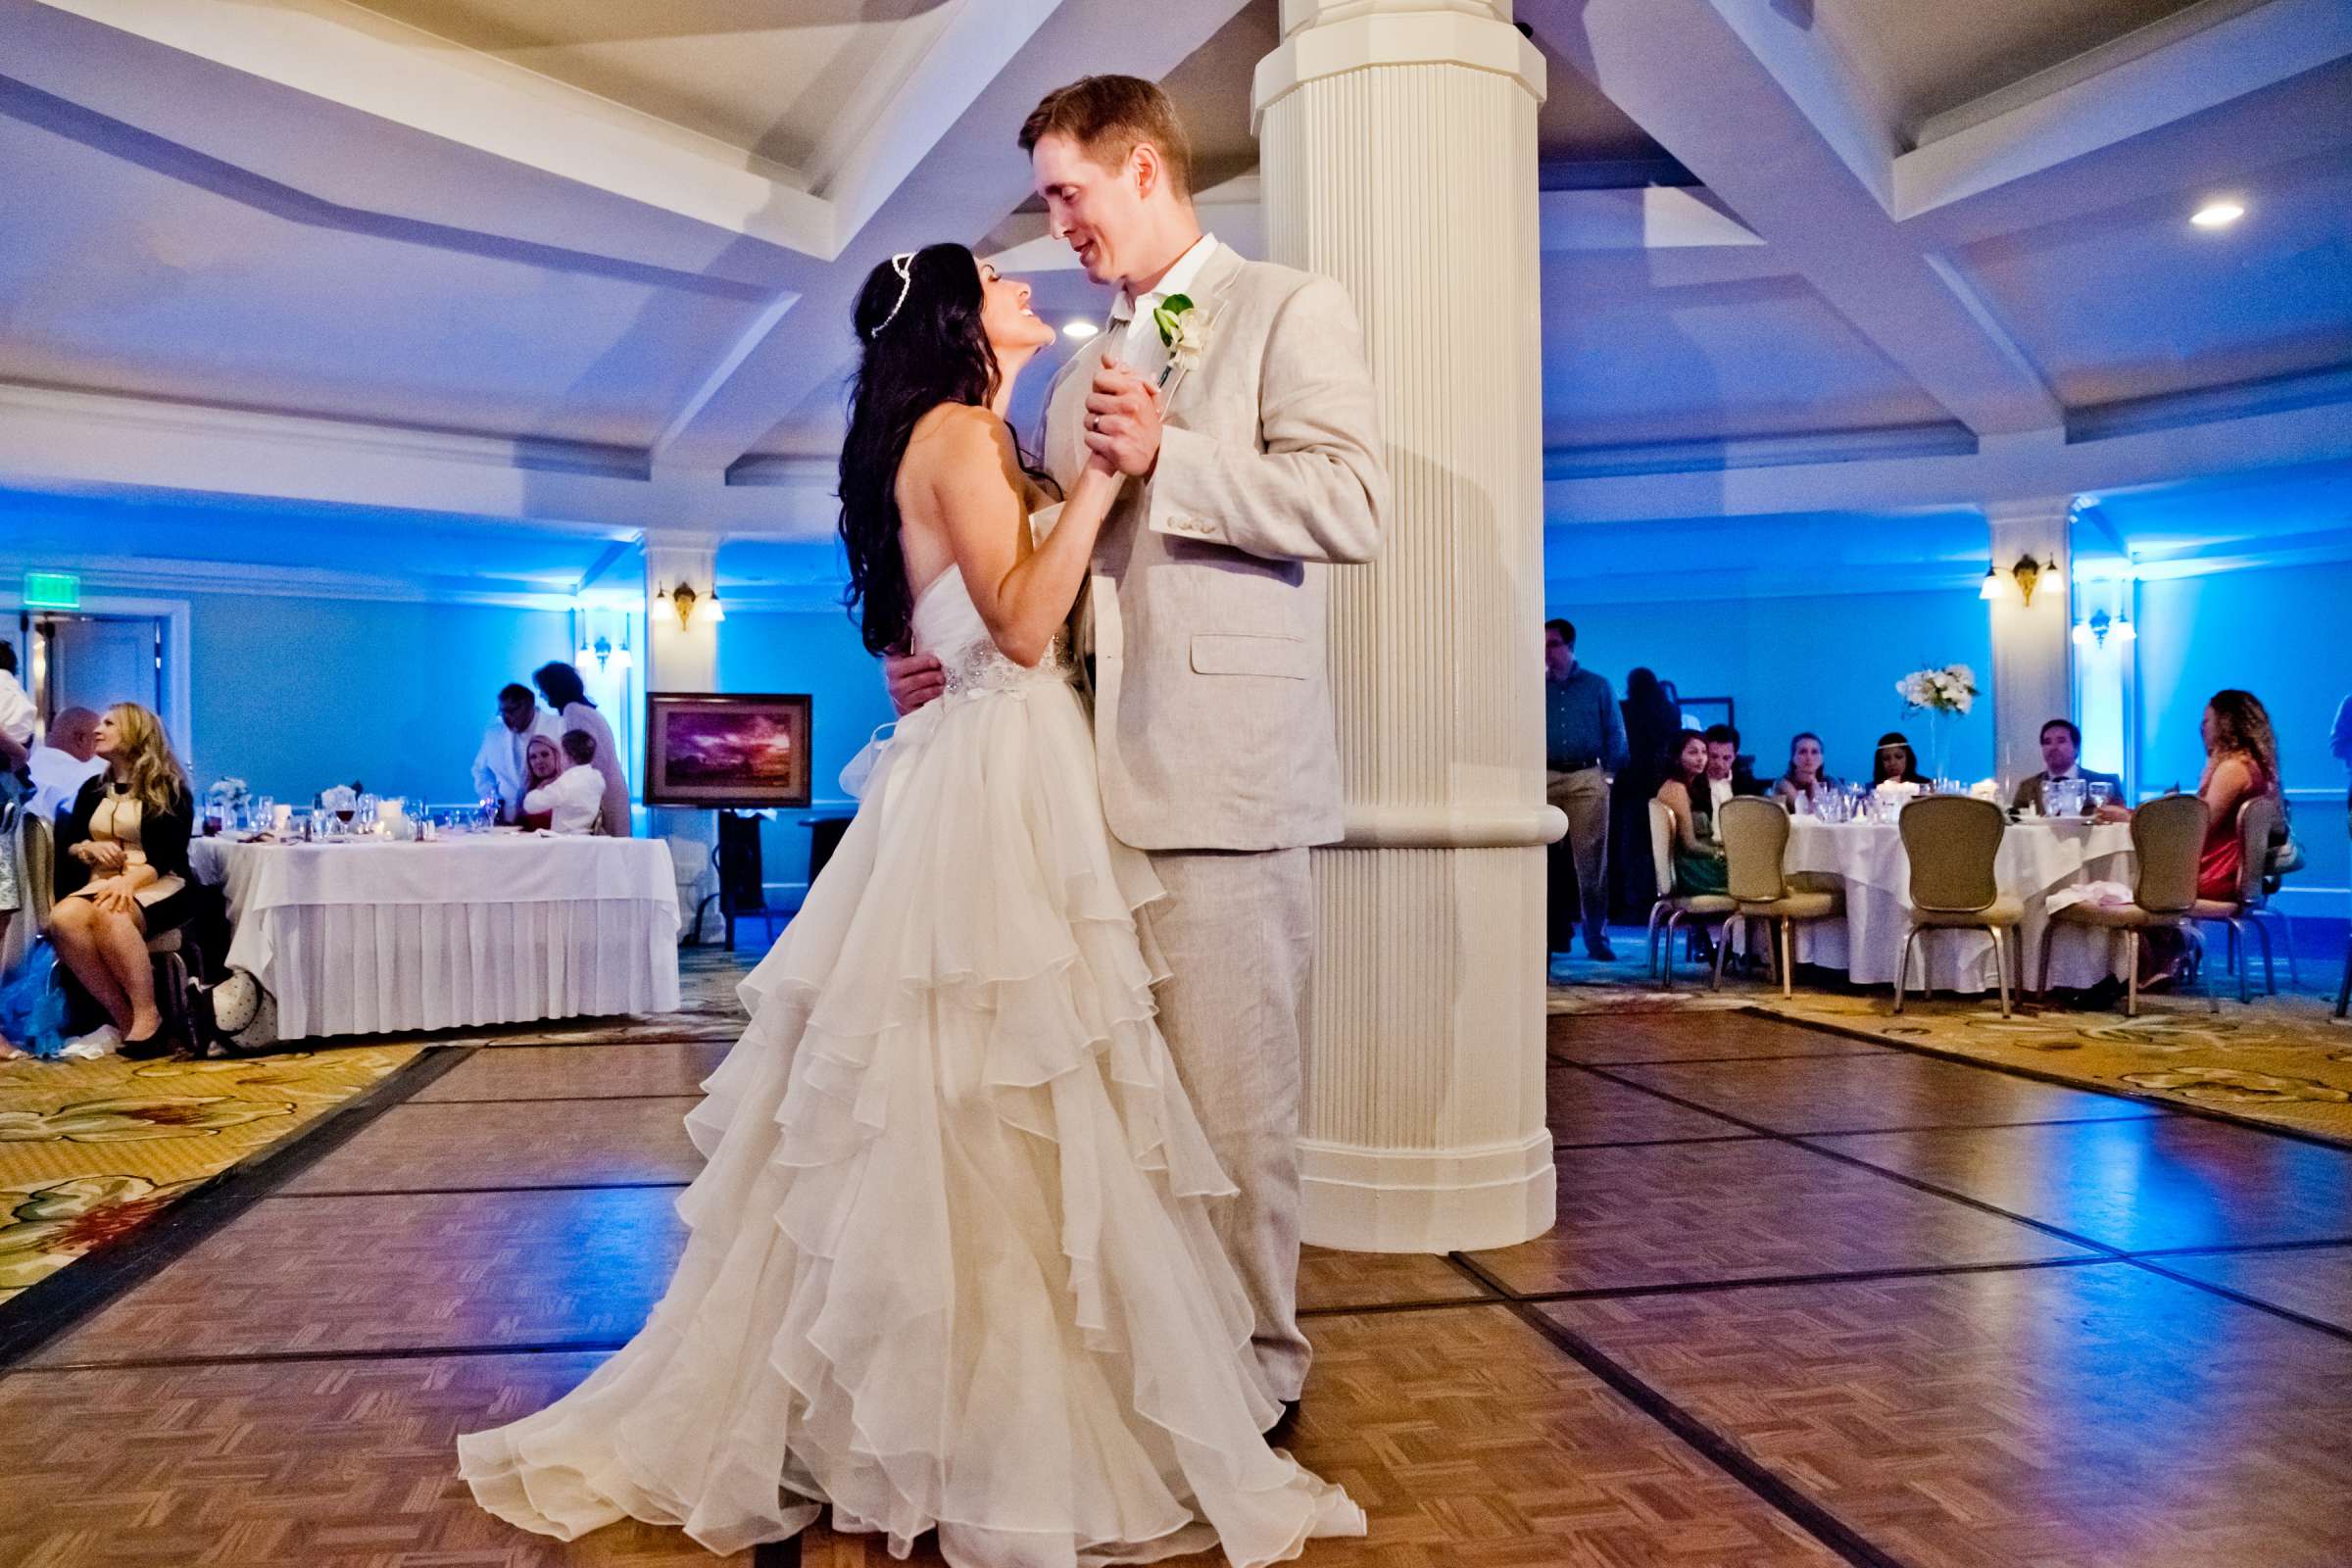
[870,251,917,338]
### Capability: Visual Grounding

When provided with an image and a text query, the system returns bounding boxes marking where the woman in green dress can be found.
[1655,729,1728,897]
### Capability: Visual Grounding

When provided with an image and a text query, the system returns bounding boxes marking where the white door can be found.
[43,615,163,717]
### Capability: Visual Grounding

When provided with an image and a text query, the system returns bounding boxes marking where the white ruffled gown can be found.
[457,564,1364,1566]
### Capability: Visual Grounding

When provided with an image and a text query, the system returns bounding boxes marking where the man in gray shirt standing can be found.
[1546,619,1629,964]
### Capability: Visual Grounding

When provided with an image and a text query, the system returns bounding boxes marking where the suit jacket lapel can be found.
[1155,241,1247,415]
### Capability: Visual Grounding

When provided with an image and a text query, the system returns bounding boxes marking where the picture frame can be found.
[644,692,812,808]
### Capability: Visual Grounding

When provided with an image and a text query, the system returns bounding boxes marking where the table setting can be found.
[188,788,679,1040]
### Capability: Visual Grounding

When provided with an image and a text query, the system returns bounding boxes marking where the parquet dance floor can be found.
[5,956,2349,1566]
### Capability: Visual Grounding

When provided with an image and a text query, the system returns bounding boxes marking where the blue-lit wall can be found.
[1553,587,1996,785]
[2136,557,2352,925]
[715,606,895,898]
[178,591,576,804]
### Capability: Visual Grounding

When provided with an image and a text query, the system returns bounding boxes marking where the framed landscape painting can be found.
[645,692,812,808]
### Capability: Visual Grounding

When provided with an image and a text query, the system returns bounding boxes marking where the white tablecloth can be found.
[1745,817,2137,993]
[191,833,680,1039]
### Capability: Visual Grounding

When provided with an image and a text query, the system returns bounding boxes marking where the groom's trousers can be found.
[1145,846,1314,1406]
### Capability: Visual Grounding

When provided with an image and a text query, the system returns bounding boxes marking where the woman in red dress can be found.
[2193,688,2283,902]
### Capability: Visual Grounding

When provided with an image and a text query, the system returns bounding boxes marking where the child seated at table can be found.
[522,731,606,836]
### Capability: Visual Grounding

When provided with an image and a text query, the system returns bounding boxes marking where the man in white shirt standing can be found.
[27,707,106,820]
[471,682,563,823]
[522,730,608,835]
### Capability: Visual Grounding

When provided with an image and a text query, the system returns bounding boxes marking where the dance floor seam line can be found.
[1446,1250,1918,1568]
[1550,1049,1896,1067]
[1472,1252,2120,1305]
[4,1337,638,1375]
[1736,1004,2352,1152]
[261,1179,696,1199]
[1570,1061,2352,1348]
[0,1044,479,1372]
[1552,1131,1762,1151]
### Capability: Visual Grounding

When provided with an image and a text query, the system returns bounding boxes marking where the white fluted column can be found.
[1256,0,1558,1251]
[1984,498,2077,786]
[646,541,721,941]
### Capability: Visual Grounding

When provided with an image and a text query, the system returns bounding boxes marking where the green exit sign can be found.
[23,570,78,610]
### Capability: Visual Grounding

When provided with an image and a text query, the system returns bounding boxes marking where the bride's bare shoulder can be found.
[905,403,1014,473]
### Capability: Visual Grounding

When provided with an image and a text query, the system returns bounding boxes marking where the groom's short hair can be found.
[1020,75,1195,199]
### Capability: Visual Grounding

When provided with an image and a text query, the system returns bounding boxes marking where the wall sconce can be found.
[2070,609,2136,648]
[2009,554,2044,607]
[576,632,634,672]
[658,582,726,629]
[1979,565,2000,601]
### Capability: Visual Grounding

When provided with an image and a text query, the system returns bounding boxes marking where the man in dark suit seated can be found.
[2010,717,2123,814]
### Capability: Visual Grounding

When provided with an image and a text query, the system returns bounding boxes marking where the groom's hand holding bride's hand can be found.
[1084,355,1161,478]
[884,649,946,716]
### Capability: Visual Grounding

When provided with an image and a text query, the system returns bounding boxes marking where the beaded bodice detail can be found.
[913,567,1073,700]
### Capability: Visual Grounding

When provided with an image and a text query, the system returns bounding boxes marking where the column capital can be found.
[1254,2,1544,127]
[1982,494,2081,530]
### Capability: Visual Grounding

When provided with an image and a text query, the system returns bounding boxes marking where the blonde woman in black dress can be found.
[51,703,197,1056]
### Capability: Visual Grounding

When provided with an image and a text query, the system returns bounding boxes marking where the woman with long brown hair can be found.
[50,703,196,1055]
[2195,688,2284,900]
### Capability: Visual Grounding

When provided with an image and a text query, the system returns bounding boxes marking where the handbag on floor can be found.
[0,937,69,1059]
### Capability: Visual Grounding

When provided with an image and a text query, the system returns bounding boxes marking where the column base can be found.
[1298,1128,1556,1252]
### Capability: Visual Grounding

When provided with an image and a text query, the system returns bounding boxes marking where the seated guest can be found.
[0,641,35,970]
[522,730,608,835]
[1699,723,1763,834]
[28,706,107,820]
[533,662,631,838]
[50,704,197,1056]
[470,682,564,822]
[1870,731,1923,786]
[1655,729,1728,896]
[514,736,564,831]
[2192,688,2285,901]
[2011,718,2122,814]
[1771,731,1840,809]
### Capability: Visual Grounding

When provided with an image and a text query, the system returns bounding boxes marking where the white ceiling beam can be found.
[25,0,836,258]
[1544,398,2352,522]
[1527,0,2064,438]
[0,382,835,538]
[989,178,1763,271]
[1896,0,2352,219]
[656,0,1257,473]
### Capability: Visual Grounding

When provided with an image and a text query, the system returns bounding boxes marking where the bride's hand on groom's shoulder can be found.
[884,650,946,715]
[1084,357,1161,479]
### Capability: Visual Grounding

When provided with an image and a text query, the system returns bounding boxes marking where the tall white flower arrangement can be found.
[1896,664,1977,716]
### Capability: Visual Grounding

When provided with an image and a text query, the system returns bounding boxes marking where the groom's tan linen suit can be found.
[1045,239,1386,1402]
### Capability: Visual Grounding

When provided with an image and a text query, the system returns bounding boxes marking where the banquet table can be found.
[1734,815,2137,994]
[189,832,681,1039]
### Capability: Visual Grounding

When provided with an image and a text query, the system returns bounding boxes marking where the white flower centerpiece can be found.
[1894,663,1977,783]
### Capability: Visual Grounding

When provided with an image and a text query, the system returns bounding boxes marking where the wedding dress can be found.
[458,563,1364,1566]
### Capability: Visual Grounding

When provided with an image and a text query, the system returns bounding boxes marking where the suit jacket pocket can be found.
[1190,632,1314,679]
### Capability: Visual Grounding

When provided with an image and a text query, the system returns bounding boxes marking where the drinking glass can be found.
[2087,780,2116,812]
[252,797,274,837]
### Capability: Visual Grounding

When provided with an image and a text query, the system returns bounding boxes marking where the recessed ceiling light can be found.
[1061,319,1099,340]
[2190,200,2244,229]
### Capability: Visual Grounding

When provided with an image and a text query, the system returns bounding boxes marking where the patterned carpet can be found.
[1551,966,2352,1146]
[0,1044,424,1310]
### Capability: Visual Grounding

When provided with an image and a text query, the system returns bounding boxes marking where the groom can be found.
[889,74,1386,1416]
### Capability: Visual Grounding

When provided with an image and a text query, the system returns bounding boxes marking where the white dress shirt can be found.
[559,702,631,838]
[471,707,564,818]
[523,763,607,836]
[1707,774,1735,839]
[1108,231,1219,386]
[28,745,107,820]
[0,670,34,751]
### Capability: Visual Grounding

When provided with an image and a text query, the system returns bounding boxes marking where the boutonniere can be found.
[1152,293,1207,387]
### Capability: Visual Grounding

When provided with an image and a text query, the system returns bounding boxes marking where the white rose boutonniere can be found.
[1152,293,1205,386]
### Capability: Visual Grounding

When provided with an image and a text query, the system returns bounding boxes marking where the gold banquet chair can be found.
[2193,794,2291,1002]
[2039,792,2217,1017]
[1712,797,1842,998]
[1894,795,2024,1019]
[1645,799,1735,989]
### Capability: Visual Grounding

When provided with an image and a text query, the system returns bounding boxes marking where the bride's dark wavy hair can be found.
[838,244,1002,656]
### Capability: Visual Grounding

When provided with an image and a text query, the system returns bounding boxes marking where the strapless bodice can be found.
[910,565,1073,699]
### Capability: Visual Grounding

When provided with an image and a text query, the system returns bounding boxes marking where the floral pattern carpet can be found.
[1551,970,2352,1145]
[0,1046,421,1308]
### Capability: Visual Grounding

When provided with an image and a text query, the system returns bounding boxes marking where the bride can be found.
[456,245,1364,1566]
